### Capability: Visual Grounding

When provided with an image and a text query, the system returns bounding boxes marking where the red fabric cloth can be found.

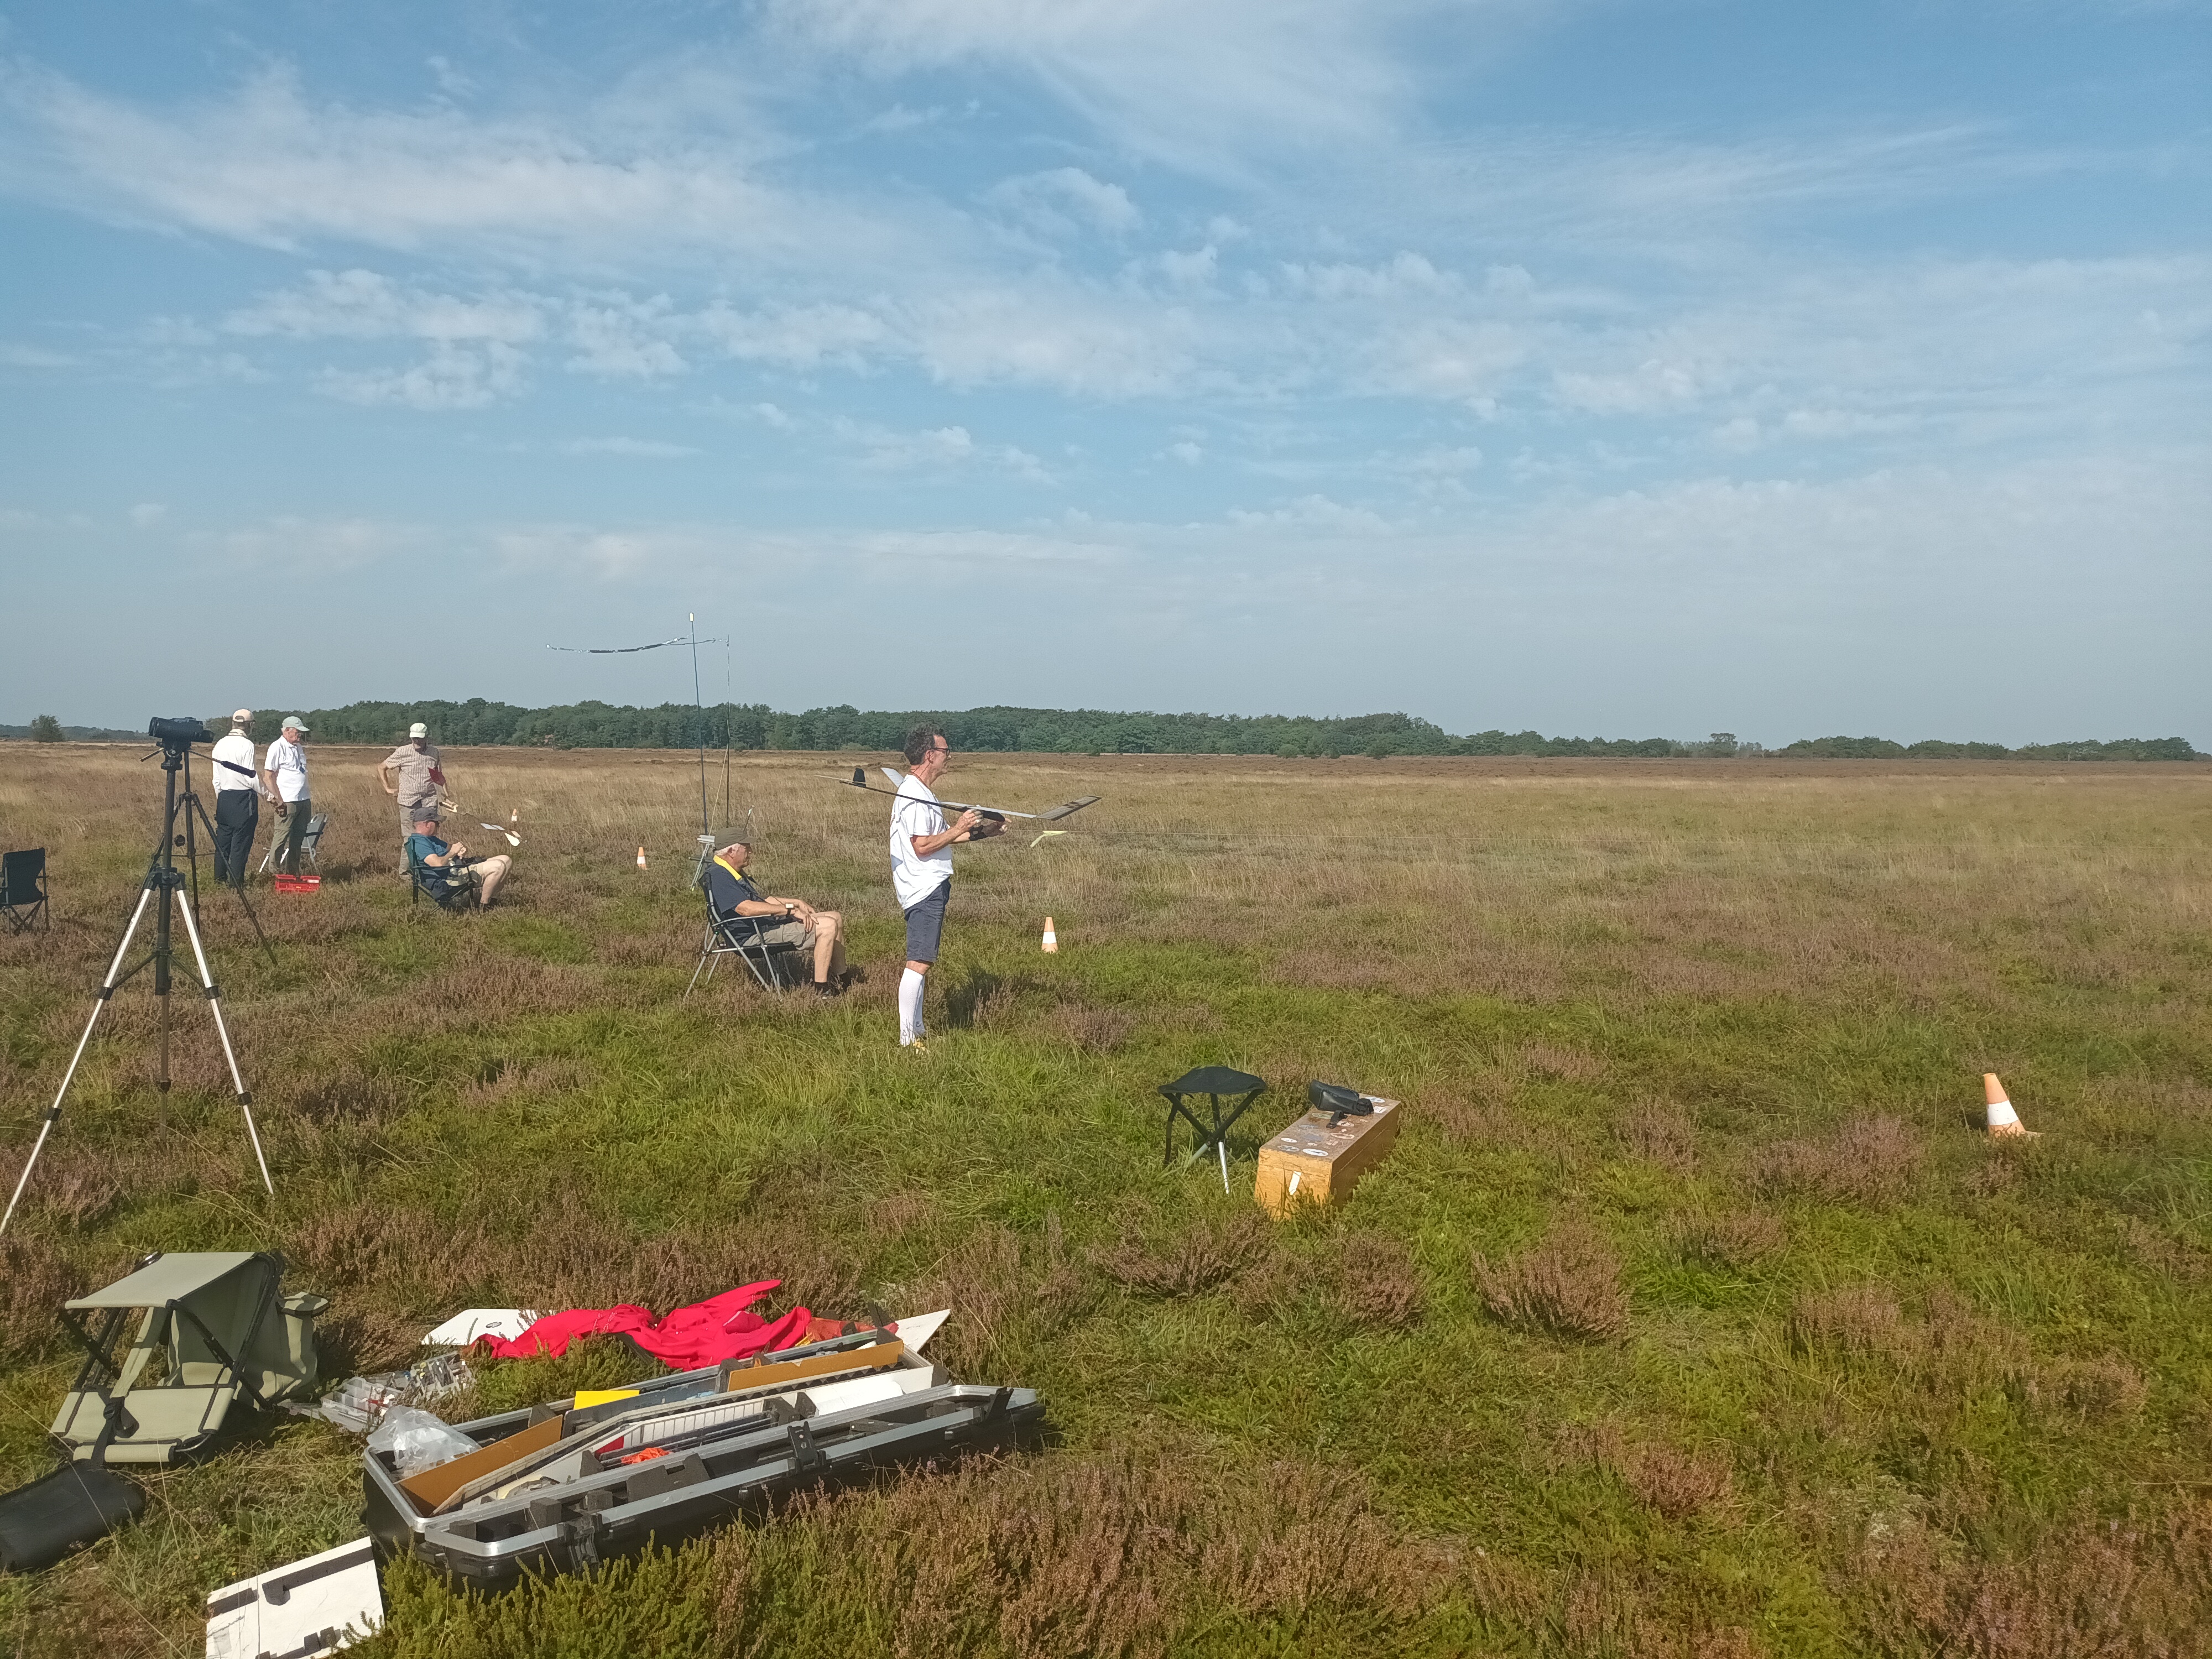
[474,1279,813,1368]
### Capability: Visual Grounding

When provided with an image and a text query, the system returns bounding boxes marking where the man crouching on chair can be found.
[706,834,847,997]
[408,815,512,909]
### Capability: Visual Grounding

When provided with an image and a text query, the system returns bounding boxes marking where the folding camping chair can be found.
[408,840,478,912]
[687,891,802,994]
[48,1251,326,1465]
[1,848,48,933]
[258,811,328,874]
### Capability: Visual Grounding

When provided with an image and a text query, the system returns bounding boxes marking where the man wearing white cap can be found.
[262,717,314,874]
[208,708,261,888]
[378,722,445,857]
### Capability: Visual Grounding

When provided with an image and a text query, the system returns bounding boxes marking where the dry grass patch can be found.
[1,1237,85,1363]
[1617,1097,1699,1171]
[1755,1114,1919,1205]
[1473,1217,1630,1342]
[1093,1212,1272,1299]
[1624,1443,1735,1522]
[1672,1209,1787,1271]
[1846,1507,2212,1658]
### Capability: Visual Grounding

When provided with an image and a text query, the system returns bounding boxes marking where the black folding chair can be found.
[406,842,477,913]
[1,848,49,933]
[687,894,801,994]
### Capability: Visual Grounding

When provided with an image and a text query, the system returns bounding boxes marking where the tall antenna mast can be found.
[688,612,709,838]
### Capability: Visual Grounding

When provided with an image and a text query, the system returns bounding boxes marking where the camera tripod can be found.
[1,729,275,1238]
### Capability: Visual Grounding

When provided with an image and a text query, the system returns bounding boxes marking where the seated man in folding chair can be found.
[405,814,512,910]
[705,834,847,997]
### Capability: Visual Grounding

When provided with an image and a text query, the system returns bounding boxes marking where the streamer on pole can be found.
[546,625,723,844]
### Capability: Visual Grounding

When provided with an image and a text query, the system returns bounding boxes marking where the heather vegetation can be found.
[2,744,2210,1656]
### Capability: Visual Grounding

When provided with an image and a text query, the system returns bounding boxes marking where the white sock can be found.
[899,968,927,1044]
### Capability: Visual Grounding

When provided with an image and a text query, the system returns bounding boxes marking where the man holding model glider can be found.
[891,726,1001,1050]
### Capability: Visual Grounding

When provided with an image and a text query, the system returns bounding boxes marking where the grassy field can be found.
[2,742,2210,1657]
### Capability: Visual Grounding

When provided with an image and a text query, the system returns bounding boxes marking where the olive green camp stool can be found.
[49,1251,327,1465]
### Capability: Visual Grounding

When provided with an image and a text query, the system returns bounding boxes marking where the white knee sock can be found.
[899,968,927,1044]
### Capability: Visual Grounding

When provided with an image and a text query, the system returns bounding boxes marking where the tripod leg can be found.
[173,888,274,1196]
[189,788,276,967]
[1,888,155,1237]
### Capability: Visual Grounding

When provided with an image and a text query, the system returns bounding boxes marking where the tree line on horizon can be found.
[7,706,2200,761]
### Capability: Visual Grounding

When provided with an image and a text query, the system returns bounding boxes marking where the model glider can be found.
[837,766,1099,827]
[475,822,522,847]
[545,635,721,655]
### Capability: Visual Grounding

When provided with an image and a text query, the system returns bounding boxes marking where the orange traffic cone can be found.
[1984,1073,2037,1139]
[636,846,648,870]
[1041,916,1058,953]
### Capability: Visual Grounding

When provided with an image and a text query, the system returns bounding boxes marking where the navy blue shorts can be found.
[904,879,951,964]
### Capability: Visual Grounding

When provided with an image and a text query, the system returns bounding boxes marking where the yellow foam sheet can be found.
[573,1388,640,1410]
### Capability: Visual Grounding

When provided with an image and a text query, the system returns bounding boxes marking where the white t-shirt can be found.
[210,729,259,794]
[889,775,954,910]
[265,738,310,803]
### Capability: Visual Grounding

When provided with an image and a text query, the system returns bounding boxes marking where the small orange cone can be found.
[1984,1072,2037,1139]
[636,846,648,870]
[1041,916,1058,953]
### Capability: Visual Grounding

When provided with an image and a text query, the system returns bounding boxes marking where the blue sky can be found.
[1,0,2205,743]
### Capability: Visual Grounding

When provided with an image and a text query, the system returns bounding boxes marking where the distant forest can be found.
[20,703,2173,761]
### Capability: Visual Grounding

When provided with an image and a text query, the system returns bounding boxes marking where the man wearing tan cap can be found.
[208,708,260,889]
[378,721,445,860]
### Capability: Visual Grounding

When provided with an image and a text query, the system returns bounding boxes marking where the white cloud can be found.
[697,301,890,367]
[320,342,529,409]
[190,515,435,570]
[986,166,1140,235]
[0,61,890,263]
[564,297,687,377]
[1167,440,1204,464]
[769,0,1421,175]
[0,341,76,368]
[561,436,701,457]
[128,502,168,526]
[1226,492,1394,534]
[226,268,542,342]
[836,419,1051,479]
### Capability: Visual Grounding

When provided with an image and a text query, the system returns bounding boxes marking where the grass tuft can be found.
[1473,1217,1630,1341]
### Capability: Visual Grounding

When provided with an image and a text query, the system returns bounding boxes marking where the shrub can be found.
[1672,1210,1786,1270]
[1321,1233,1426,1330]
[1624,1444,1734,1521]
[1473,1218,1630,1341]
[1,1237,86,1362]
[1755,1115,1919,1206]
[1093,1213,1272,1298]
[29,713,63,742]
[1616,1098,1698,1171]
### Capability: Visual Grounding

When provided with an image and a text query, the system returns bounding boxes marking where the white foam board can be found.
[422,1308,540,1346]
[205,1536,382,1658]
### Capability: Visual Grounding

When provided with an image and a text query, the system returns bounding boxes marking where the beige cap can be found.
[281,716,308,732]
[409,722,429,738]
[231,708,252,724]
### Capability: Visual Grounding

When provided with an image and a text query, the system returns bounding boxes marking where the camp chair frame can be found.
[1,847,49,933]
[687,895,802,995]
[408,839,480,912]
[47,1251,325,1466]
[258,810,328,874]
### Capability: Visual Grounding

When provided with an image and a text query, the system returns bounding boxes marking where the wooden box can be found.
[1254,1098,1402,1217]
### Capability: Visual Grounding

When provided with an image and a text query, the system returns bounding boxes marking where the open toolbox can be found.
[363,1318,1044,1588]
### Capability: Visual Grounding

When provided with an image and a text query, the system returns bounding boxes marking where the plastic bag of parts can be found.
[304,1356,474,1436]
[366,1407,479,1479]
